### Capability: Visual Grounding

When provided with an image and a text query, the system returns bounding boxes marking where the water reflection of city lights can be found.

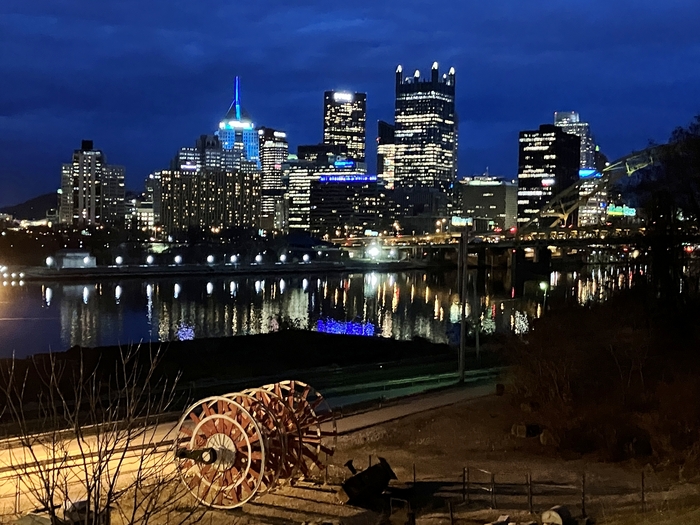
[302,278,309,292]
[229,281,237,296]
[115,285,122,303]
[279,279,286,294]
[82,287,89,304]
[45,287,53,306]
[146,284,153,298]
[206,282,214,296]
[512,311,529,335]
[174,283,181,299]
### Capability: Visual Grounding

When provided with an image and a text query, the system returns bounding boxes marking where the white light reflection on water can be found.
[0,266,649,357]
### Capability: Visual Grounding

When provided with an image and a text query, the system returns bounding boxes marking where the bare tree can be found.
[0,345,205,525]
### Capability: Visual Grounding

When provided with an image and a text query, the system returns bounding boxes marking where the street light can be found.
[115,256,124,265]
[174,255,182,265]
[540,282,549,311]
[207,255,215,264]
[279,254,287,263]
[146,255,154,265]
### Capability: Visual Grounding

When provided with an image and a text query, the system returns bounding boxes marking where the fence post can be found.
[527,473,533,514]
[641,471,646,513]
[448,501,454,524]
[491,472,496,509]
[466,467,470,505]
[14,479,20,515]
[581,472,587,518]
[462,467,466,502]
[413,463,416,487]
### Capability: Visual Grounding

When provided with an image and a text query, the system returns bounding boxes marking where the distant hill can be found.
[0,193,57,220]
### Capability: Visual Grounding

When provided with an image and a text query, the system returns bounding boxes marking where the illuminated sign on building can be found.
[219,120,254,131]
[333,159,356,169]
[318,174,377,184]
[579,168,601,178]
[333,92,354,103]
[607,205,636,217]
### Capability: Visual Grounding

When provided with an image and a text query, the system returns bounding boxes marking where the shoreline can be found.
[19,259,453,282]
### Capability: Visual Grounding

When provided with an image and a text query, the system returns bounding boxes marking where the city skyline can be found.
[2,1,700,207]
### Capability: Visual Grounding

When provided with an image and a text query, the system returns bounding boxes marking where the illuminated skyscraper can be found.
[554,111,605,227]
[59,140,125,227]
[323,91,366,164]
[258,127,289,231]
[554,112,595,169]
[377,121,395,190]
[284,149,367,232]
[517,125,580,228]
[394,62,456,216]
[216,77,260,168]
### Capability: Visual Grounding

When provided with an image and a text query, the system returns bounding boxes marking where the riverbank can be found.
[18,259,451,282]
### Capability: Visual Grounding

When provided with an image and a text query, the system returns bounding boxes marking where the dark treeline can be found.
[507,115,700,469]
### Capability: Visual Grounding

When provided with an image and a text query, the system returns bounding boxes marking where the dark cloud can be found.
[1,0,699,205]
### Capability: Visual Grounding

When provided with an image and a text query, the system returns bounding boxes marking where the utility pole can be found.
[458,229,467,383]
[474,241,480,364]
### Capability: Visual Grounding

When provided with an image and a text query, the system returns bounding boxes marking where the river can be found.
[0,266,642,358]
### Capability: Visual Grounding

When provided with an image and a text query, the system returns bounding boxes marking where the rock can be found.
[542,505,575,525]
[511,424,542,439]
[540,428,560,447]
[511,424,527,438]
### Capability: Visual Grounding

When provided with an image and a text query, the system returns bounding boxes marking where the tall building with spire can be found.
[393,62,457,219]
[323,91,367,165]
[216,76,260,168]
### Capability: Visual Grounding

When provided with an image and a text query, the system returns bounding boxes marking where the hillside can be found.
[0,192,57,220]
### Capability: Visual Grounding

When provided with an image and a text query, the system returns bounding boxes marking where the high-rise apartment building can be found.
[323,91,366,164]
[158,167,260,234]
[59,140,125,227]
[394,62,456,217]
[377,121,396,190]
[258,127,289,231]
[517,125,580,228]
[554,111,605,227]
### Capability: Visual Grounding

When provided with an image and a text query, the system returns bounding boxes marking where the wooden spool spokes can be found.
[243,387,304,481]
[261,381,337,476]
[224,391,286,493]
[175,396,266,509]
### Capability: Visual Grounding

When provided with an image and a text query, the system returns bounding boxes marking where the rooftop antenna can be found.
[234,76,241,121]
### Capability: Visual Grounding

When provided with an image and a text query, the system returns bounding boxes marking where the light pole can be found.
[540,281,549,311]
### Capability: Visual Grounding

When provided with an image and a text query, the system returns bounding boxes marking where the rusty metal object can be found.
[261,380,337,477]
[175,396,266,509]
[175,381,337,509]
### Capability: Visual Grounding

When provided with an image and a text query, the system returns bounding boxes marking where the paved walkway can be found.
[334,383,495,435]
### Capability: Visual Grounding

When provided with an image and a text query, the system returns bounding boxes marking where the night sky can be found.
[1,0,699,206]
